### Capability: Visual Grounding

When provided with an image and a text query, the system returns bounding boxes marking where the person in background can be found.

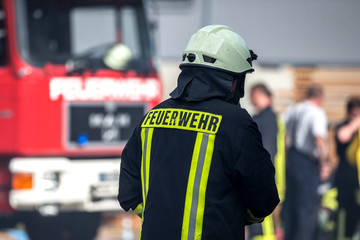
[247,83,286,240]
[281,85,329,240]
[334,96,360,240]
[118,25,279,240]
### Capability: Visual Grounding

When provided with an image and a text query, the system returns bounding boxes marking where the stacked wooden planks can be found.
[292,67,360,125]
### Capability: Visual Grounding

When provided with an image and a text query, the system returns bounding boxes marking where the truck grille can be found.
[67,103,146,147]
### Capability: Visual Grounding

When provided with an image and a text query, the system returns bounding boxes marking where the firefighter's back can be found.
[140,97,274,240]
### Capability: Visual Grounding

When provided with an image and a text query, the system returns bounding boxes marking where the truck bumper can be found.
[9,157,122,213]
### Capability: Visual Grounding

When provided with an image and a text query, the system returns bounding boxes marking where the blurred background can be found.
[0,0,360,239]
[149,0,360,121]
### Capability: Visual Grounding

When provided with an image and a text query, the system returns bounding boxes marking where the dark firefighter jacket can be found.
[118,67,279,240]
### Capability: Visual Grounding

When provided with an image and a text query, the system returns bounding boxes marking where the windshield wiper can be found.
[66,43,115,75]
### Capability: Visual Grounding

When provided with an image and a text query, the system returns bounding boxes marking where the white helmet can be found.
[180,25,257,75]
[103,44,132,70]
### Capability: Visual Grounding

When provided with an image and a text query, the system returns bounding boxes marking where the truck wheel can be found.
[22,212,101,240]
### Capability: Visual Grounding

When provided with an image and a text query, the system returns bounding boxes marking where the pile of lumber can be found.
[292,67,360,125]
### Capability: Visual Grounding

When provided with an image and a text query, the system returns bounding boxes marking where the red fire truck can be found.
[0,0,161,239]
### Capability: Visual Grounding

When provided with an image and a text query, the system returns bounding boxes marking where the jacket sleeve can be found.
[118,125,143,214]
[235,121,280,225]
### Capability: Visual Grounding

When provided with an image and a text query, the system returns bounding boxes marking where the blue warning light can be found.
[77,133,89,146]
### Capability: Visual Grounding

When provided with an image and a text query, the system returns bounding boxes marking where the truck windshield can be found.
[14,0,152,72]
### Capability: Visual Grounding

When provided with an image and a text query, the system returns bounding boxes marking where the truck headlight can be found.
[42,172,60,191]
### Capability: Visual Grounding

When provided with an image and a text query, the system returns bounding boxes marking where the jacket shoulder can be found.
[219,104,254,128]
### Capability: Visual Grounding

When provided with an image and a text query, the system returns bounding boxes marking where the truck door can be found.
[0,1,16,225]
[0,2,15,153]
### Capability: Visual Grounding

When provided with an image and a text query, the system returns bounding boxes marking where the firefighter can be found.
[281,85,329,240]
[248,83,286,240]
[334,96,360,240]
[118,25,279,240]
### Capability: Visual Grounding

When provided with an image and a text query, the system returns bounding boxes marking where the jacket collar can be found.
[170,66,236,103]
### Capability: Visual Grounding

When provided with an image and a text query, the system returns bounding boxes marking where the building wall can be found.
[148,0,360,119]
[148,0,360,66]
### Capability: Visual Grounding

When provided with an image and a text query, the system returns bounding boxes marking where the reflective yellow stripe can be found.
[145,129,153,197]
[142,108,222,134]
[182,133,203,240]
[253,236,276,240]
[337,208,352,240]
[140,127,153,205]
[261,215,275,238]
[182,132,216,240]
[275,117,286,202]
[321,187,338,211]
[253,235,276,240]
[133,203,143,215]
[140,128,147,206]
[140,129,146,206]
[251,215,275,240]
[195,133,215,239]
[140,127,154,238]
[245,208,265,224]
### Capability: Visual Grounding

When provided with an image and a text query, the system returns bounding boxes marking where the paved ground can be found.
[0,212,141,240]
[95,212,141,240]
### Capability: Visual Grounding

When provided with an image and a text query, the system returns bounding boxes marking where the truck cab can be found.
[0,0,161,239]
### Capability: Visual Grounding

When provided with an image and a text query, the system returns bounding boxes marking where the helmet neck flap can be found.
[170,66,245,105]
